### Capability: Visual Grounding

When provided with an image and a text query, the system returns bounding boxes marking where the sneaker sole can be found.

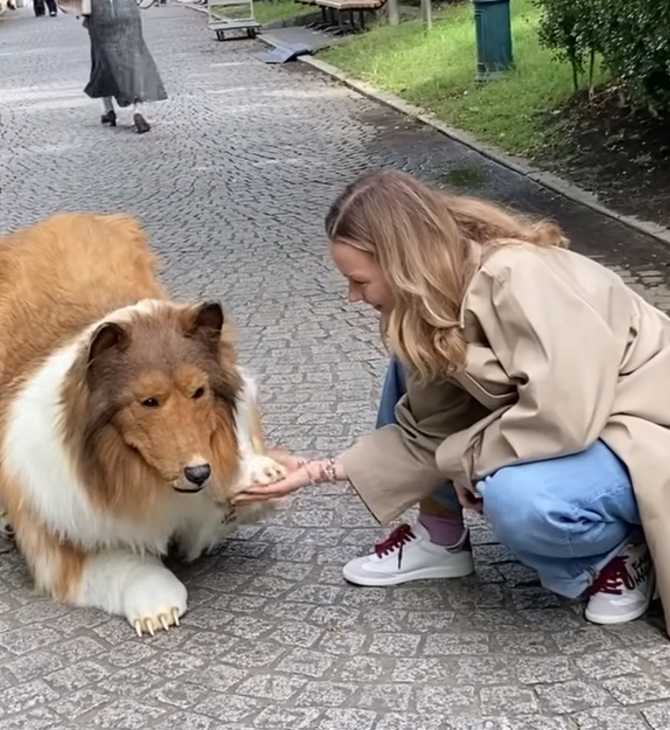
[584,600,652,625]
[342,555,475,587]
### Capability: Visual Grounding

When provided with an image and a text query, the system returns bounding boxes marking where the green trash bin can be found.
[472,0,514,81]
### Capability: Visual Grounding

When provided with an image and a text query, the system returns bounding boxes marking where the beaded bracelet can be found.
[297,457,339,484]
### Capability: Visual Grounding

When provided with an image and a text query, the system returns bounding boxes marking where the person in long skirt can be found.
[34,0,59,17]
[59,0,167,134]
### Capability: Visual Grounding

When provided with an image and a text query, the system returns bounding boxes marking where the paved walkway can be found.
[2,6,670,730]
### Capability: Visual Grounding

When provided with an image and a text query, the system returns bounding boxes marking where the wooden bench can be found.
[295,0,386,34]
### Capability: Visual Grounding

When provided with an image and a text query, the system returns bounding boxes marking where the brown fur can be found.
[0,213,165,383]
[0,470,86,601]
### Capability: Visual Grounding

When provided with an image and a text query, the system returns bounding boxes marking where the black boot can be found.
[133,112,151,134]
[101,110,117,127]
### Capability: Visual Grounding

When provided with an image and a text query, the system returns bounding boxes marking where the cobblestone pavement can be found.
[3,5,670,730]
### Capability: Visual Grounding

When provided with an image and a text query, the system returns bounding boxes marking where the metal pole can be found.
[420,0,432,29]
[387,0,399,25]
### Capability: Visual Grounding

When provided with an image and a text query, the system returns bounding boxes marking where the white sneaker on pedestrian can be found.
[342,521,475,587]
[585,542,655,625]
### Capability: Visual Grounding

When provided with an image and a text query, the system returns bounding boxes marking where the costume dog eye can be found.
[192,387,205,399]
[141,397,160,408]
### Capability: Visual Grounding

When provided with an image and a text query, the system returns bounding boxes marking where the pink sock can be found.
[419,513,466,548]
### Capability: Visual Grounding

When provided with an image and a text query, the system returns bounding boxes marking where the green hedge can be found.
[534,0,670,109]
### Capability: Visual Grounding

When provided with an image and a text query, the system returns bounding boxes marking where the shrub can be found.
[535,0,600,91]
[534,0,670,109]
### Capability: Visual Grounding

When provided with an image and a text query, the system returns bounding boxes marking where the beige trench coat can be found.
[341,242,670,630]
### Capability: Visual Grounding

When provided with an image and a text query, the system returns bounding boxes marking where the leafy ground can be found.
[544,87,670,227]
[313,0,670,229]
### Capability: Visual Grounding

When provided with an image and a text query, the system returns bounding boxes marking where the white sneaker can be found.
[342,521,475,587]
[585,542,655,625]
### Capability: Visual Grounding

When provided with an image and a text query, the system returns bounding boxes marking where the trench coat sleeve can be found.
[339,379,481,524]
[437,254,622,485]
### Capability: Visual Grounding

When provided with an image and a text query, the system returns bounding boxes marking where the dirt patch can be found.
[534,86,670,228]
[441,165,489,191]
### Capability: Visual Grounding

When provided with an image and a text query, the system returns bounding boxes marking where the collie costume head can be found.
[64,299,245,507]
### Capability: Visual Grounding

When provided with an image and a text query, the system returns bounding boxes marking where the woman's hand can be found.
[232,449,343,504]
[265,447,308,475]
[454,481,484,514]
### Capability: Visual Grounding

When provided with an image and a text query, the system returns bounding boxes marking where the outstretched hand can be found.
[232,448,313,504]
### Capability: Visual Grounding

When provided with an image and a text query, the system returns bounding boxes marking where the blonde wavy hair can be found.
[325,169,569,381]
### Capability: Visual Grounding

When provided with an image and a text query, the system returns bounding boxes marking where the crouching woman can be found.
[237,169,670,629]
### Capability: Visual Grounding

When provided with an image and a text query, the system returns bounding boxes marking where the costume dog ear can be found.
[186,301,225,335]
[88,321,129,364]
[182,301,225,354]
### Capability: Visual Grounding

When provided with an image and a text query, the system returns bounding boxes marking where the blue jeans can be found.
[378,357,643,598]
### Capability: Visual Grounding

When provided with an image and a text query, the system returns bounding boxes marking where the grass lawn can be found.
[320,0,608,158]
[255,0,313,24]
[211,0,312,25]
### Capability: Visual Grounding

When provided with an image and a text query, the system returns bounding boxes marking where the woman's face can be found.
[329,240,394,315]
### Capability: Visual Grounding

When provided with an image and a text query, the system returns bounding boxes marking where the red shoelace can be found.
[374,524,415,568]
[590,555,636,596]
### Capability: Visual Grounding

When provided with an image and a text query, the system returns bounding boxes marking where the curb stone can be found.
[298,55,670,247]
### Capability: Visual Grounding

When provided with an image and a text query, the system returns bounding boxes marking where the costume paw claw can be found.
[123,568,187,638]
[133,607,181,637]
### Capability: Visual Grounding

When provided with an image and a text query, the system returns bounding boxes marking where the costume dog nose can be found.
[184,464,211,487]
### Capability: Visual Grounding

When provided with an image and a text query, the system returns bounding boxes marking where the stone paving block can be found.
[536,680,613,714]
[643,701,670,729]
[602,673,670,704]
[575,707,654,730]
